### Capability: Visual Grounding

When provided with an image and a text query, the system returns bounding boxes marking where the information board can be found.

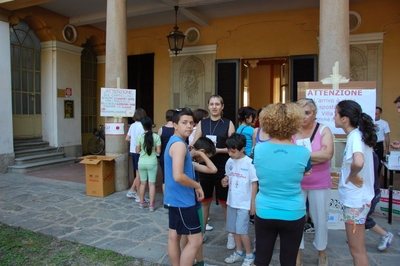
[100,88,136,117]
[298,81,376,135]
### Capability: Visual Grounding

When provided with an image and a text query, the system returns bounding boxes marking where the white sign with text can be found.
[100,88,136,117]
[305,89,376,135]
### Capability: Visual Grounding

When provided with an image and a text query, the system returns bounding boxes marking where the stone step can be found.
[14,152,66,165]
[14,141,50,151]
[13,137,43,144]
[15,147,58,158]
[7,157,78,173]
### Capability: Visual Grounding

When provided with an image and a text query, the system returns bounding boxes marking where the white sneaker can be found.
[206,223,213,231]
[202,233,208,243]
[378,232,394,251]
[225,251,244,263]
[204,263,217,266]
[242,256,255,266]
[227,233,236,249]
[126,190,138,199]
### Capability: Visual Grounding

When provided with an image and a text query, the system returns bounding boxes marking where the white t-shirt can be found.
[188,126,197,145]
[225,156,258,210]
[339,128,374,208]
[127,122,144,153]
[374,119,390,142]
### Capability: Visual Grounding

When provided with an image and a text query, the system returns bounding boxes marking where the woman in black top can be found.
[193,95,235,248]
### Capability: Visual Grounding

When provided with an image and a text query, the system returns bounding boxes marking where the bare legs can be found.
[169,230,202,266]
[346,223,369,266]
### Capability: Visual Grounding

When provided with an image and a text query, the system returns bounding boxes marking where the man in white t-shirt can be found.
[374,107,390,175]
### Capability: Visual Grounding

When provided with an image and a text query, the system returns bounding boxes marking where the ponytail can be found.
[141,117,154,156]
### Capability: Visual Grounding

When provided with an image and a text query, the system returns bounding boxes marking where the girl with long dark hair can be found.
[334,100,376,266]
[136,117,161,211]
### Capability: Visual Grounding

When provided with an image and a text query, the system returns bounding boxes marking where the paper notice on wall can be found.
[105,122,125,135]
[100,88,136,117]
[305,89,376,135]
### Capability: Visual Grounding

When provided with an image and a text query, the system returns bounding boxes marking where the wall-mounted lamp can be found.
[166,6,185,56]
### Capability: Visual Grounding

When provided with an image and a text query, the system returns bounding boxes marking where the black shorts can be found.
[199,175,228,203]
[168,205,202,235]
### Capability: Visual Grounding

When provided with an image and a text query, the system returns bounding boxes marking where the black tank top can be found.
[160,126,174,157]
[200,117,231,178]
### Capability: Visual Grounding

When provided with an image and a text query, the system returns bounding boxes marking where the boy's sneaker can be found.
[149,203,155,212]
[227,233,236,249]
[224,251,244,264]
[139,202,147,209]
[202,234,208,243]
[126,190,138,199]
[378,232,394,251]
[206,223,213,231]
[242,256,255,266]
[304,223,315,233]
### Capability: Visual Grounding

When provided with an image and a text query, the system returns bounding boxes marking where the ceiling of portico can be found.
[0,0,368,31]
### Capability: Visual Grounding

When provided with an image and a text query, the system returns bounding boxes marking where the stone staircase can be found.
[7,137,78,173]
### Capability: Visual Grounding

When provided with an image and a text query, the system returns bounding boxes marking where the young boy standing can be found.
[221,133,258,266]
[164,108,204,266]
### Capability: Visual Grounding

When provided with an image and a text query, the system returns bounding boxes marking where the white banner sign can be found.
[100,88,136,117]
[305,89,376,135]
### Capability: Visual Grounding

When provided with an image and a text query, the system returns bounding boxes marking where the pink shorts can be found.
[343,204,371,225]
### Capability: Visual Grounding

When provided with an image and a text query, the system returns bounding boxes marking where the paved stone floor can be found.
[1,162,400,265]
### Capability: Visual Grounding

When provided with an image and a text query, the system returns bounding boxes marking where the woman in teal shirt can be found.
[253,103,311,266]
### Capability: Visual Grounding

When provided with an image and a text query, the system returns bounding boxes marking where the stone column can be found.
[105,0,128,191]
[0,9,14,172]
[319,0,350,79]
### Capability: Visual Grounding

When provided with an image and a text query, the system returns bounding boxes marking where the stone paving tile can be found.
[1,170,400,265]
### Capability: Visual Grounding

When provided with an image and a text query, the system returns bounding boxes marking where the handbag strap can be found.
[310,122,320,143]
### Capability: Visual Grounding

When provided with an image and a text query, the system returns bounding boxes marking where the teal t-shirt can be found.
[236,125,254,156]
[253,141,310,221]
[136,133,161,164]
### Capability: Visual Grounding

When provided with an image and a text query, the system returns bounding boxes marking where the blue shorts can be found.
[226,205,250,234]
[168,205,202,235]
[131,153,140,173]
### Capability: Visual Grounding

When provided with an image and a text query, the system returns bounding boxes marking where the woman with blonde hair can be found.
[253,103,311,266]
[293,98,334,266]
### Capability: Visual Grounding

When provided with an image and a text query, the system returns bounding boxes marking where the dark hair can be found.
[336,100,377,148]
[193,109,209,124]
[376,106,382,113]
[133,108,147,121]
[394,96,400,104]
[172,108,193,123]
[238,106,257,124]
[225,133,246,150]
[165,109,174,122]
[141,117,154,156]
[193,137,216,156]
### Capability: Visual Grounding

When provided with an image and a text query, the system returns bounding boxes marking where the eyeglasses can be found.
[174,107,191,112]
[305,98,316,104]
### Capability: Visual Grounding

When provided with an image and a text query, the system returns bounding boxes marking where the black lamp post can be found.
[167,6,185,56]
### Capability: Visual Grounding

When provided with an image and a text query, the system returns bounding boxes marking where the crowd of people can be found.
[123,94,399,266]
